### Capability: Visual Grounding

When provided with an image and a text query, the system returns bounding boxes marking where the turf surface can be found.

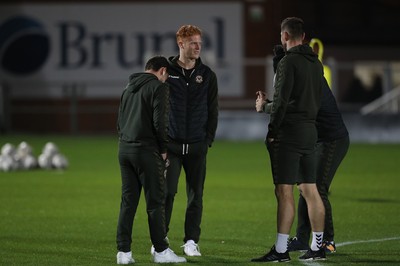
[0,135,399,265]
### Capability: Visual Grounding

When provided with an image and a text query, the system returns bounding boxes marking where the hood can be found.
[168,55,203,69]
[126,73,157,93]
[287,44,318,63]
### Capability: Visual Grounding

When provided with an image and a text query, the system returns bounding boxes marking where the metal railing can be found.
[360,86,400,115]
[1,58,400,134]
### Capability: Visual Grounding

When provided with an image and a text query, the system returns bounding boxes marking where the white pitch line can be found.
[336,236,400,247]
[299,236,400,266]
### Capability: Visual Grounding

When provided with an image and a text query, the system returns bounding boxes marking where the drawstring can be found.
[182,144,189,155]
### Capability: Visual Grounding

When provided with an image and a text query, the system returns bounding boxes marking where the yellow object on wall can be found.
[309,38,331,87]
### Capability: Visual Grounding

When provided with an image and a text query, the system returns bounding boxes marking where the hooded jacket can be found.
[268,47,348,143]
[316,78,349,142]
[268,44,323,138]
[167,56,218,145]
[117,72,169,153]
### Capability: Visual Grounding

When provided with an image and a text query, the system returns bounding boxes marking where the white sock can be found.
[311,232,324,251]
[275,233,289,253]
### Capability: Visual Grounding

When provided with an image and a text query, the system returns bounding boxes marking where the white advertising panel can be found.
[0,3,243,97]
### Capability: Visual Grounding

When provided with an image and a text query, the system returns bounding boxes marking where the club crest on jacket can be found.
[195,75,203,83]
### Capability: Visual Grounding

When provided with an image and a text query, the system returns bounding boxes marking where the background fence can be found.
[1,58,400,142]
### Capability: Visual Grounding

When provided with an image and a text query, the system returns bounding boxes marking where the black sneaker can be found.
[251,245,291,263]
[287,237,309,252]
[298,248,326,261]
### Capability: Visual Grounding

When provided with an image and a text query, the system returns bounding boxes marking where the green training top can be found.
[117,72,169,154]
[268,44,323,138]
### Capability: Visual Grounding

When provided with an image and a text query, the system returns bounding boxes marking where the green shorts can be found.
[266,127,318,185]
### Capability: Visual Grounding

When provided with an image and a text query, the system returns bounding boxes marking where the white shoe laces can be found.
[181,241,200,253]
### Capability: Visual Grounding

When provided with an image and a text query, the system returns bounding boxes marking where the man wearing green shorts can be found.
[259,44,349,255]
[251,17,326,263]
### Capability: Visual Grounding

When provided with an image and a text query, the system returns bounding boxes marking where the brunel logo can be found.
[0,16,50,75]
[0,15,226,75]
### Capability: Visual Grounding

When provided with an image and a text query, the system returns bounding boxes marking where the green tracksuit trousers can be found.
[296,135,350,243]
[116,146,168,253]
[165,140,208,243]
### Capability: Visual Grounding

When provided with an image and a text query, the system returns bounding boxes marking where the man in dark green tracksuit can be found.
[165,25,218,256]
[116,56,186,264]
[258,45,350,255]
[288,79,349,254]
[252,17,326,263]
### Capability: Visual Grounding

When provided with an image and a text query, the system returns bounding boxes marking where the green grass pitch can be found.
[1,135,399,265]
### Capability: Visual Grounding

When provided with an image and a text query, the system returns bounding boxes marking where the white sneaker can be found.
[116,251,135,264]
[153,248,187,263]
[151,237,169,255]
[181,240,201,256]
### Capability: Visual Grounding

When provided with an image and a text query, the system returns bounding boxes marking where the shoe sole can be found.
[251,258,291,263]
[325,248,336,253]
[154,260,186,263]
[183,251,201,256]
[288,249,308,252]
[154,257,187,263]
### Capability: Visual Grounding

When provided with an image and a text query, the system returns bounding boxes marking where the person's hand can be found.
[255,98,266,113]
[256,91,266,101]
[255,91,267,113]
[161,153,170,167]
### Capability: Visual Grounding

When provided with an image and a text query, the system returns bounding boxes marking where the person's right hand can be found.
[255,91,267,113]
[256,91,266,101]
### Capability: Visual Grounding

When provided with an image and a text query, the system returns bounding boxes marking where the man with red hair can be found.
[163,24,219,257]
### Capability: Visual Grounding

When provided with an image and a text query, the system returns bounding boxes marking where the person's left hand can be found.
[161,152,170,167]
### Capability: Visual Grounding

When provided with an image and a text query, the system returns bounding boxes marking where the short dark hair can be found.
[281,17,304,40]
[145,56,169,72]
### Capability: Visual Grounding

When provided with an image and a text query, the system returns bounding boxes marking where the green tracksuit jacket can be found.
[117,72,169,153]
[268,44,323,141]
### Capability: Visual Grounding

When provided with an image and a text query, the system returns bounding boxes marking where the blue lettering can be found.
[91,33,114,68]
[57,17,226,70]
[58,22,87,68]
[214,18,225,59]
[117,33,145,68]
[151,32,177,53]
